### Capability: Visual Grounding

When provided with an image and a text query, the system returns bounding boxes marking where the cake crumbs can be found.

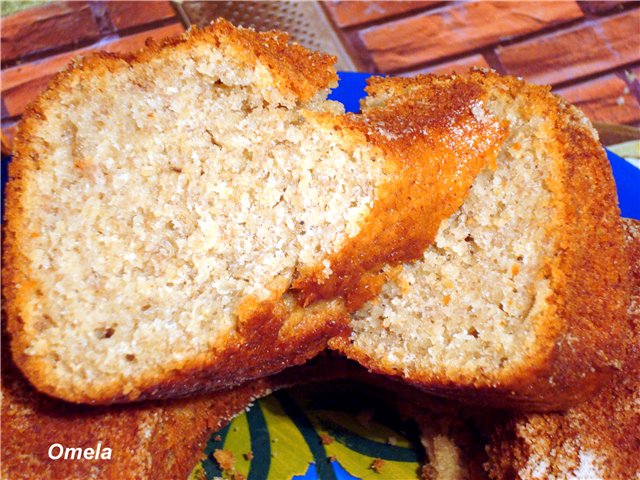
[214,435,222,442]
[243,451,254,461]
[213,449,237,476]
[319,433,334,445]
[370,458,385,473]
[212,454,246,480]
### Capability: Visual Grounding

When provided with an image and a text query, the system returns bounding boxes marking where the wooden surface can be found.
[1,1,639,154]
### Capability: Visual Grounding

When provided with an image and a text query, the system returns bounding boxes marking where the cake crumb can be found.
[213,449,234,471]
[370,458,385,473]
[243,451,254,461]
[320,433,334,445]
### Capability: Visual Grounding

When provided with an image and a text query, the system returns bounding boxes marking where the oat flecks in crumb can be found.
[370,458,385,473]
[319,432,334,445]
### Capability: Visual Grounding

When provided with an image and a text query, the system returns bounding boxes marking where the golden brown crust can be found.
[141,18,339,102]
[2,19,347,405]
[3,26,506,404]
[332,70,630,410]
[485,218,640,479]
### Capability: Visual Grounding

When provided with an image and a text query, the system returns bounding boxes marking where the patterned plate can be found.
[190,381,424,480]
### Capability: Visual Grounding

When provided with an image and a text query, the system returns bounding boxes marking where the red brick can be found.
[1,74,53,120]
[96,21,185,52]
[105,1,177,31]
[556,74,640,125]
[578,1,630,14]
[2,52,74,93]
[1,23,185,120]
[1,2,100,65]
[2,121,18,156]
[403,54,490,76]
[324,1,439,28]
[497,10,640,86]
[359,1,584,72]
[627,67,640,103]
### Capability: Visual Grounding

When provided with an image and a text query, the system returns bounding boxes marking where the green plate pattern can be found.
[190,382,423,480]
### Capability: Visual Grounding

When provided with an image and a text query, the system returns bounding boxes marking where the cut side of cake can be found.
[486,218,640,479]
[332,71,630,410]
[3,23,506,404]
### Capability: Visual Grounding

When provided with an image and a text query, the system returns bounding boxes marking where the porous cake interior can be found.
[349,93,554,378]
[19,46,385,386]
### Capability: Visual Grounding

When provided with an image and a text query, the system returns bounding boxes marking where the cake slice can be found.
[3,22,506,404]
[486,218,640,479]
[332,71,630,410]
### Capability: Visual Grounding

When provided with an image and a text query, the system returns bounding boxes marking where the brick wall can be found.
[324,0,640,126]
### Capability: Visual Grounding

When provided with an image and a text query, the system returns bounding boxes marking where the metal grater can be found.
[173,1,359,71]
